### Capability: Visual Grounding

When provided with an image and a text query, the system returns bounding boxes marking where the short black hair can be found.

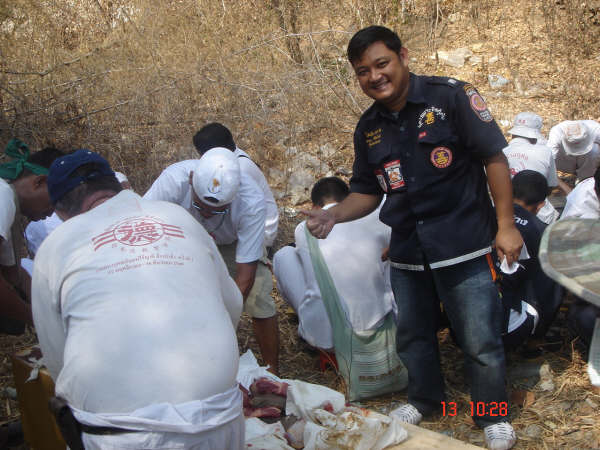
[54,162,122,216]
[512,170,548,206]
[347,26,402,65]
[21,147,65,177]
[193,123,236,155]
[594,166,600,199]
[311,177,349,207]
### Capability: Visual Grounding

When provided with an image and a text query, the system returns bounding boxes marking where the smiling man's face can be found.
[352,41,410,111]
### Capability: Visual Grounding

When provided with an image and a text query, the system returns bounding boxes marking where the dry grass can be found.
[1,0,600,448]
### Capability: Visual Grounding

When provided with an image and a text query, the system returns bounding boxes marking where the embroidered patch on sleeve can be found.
[383,160,405,190]
[464,84,493,122]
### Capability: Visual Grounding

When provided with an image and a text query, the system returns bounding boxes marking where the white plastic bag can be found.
[236,350,282,390]
[302,408,408,450]
[244,417,294,449]
[285,379,345,422]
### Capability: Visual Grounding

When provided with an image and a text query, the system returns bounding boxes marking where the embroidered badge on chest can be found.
[464,84,493,122]
[384,160,405,189]
[417,106,446,128]
[374,169,388,192]
[364,128,382,147]
[430,147,453,168]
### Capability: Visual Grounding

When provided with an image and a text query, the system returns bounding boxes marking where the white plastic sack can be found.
[244,417,294,449]
[237,350,282,390]
[303,408,408,450]
[285,379,345,422]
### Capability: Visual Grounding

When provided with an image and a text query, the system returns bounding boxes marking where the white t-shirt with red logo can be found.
[503,137,559,187]
[32,190,242,415]
[144,160,266,264]
[0,178,16,266]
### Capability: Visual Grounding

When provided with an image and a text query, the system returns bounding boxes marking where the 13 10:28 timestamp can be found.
[441,401,508,417]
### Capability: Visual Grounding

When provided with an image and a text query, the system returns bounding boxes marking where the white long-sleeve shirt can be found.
[273,204,395,349]
[32,191,242,417]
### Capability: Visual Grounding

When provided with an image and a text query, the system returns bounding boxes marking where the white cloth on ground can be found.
[560,177,600,219]
[235,148,278,247]
[0,178,17,266]
[32,190,243,448]
[273,204,394,349]
[143,160,267,263]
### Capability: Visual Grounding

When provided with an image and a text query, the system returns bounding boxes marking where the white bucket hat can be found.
[192,147,240,207]
[508,112,544,140]
[561,121,593,156]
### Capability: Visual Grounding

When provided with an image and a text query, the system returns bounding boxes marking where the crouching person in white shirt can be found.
[502,112,561,224]
[560,167,600,220]
[144,148,280,374]
[273,177,395,351]
[32,150,244,450]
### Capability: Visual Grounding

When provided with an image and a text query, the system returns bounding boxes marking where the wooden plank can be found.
[11,346,66,450]
[388,422,483,449]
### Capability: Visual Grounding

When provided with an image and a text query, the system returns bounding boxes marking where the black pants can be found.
[568,299,600,346]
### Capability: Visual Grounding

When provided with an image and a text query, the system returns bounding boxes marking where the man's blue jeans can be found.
[390,255,508,427]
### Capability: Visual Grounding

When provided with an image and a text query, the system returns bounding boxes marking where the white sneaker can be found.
[484,422,517,450]
[389,403,423,425]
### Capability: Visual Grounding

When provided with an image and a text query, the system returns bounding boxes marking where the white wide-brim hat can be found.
[561,121,593,156]
[508,112,544,140]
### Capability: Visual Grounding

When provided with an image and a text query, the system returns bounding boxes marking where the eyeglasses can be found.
[192,201,229,215]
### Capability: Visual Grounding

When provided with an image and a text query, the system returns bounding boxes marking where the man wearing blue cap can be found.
[0,139,63,330]
[32,150,244,449]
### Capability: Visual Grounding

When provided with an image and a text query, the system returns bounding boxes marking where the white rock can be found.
[288,168,314,205]
[454,47,474,60]
[489,55,500,64]
[488,74,511,90]
[295,154,321,170]
[318,143,336,158]
[268,168,286,186]
[539,378,555,392]
[470,55,482,65]
[437,50,465,68]
[448,12,461,23]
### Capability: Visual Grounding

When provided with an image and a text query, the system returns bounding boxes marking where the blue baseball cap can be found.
[48,149,114,204]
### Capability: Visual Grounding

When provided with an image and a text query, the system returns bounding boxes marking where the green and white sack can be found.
[305,227,408,401]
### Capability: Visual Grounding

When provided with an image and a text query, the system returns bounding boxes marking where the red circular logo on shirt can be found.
[431,147,453,168]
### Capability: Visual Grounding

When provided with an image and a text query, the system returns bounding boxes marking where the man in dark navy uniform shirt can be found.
[304,26,523,450]
[497,171,561,350]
